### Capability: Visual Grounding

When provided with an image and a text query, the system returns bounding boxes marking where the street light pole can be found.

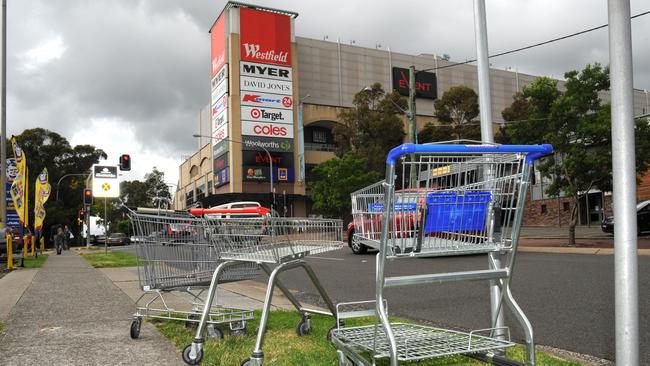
[191,134,274,209]
[55,173,89,201]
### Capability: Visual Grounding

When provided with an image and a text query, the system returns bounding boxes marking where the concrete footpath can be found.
[0,250,180,366]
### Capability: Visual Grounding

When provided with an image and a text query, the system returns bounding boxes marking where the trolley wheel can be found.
[206,324,224,340]
[327,320,344,341]
[349,233,367,255]
[240,358,252,366]
[182,344,203,365]
[296,315,311,336]
[130,318,141,339]
[185,313,198,329]
[230,327,247,337]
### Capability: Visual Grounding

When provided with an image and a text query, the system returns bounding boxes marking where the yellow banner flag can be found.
[34,168,51,230]
[10,137,28,226]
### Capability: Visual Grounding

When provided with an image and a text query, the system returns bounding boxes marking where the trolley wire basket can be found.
[127,207,258,340]
[210,216,344,263]
[351,148,534,257]
[183,215,344,365]
[333,142,553,366]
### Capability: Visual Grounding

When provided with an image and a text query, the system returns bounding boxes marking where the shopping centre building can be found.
[175,1,650,226]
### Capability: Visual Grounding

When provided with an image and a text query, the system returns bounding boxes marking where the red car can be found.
[347,198,422,254]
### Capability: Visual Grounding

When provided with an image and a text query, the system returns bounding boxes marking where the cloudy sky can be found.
[7,0,650,188]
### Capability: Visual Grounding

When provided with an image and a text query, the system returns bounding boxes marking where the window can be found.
[541,204,548,214]
[313,129,327,143]
[185,191,194,207]
[196,184,205,201]
[563,202,570,212]
[207,181,213,195]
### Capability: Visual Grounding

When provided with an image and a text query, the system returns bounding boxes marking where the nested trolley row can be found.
[332,142,552,366]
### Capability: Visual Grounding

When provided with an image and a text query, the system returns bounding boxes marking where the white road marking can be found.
[308,256,345,261]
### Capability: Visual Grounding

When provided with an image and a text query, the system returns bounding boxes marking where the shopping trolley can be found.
[182,215,344,365]
[331,142,553,366]
[127,207,260,340]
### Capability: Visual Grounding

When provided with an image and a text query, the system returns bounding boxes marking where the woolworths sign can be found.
[242,136,293,152]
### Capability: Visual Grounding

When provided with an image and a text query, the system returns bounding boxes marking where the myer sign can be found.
[92,165,120,198]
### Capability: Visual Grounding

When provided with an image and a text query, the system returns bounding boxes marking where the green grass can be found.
[81,251,138,268]
[0,321,5,335]
[153,310,585,366]
[22,254,49,268]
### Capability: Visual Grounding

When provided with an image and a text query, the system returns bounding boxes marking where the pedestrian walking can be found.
[55,227,64,255]
[63,225,71,250]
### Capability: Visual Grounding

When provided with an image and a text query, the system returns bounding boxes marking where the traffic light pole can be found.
[85,173,92,248]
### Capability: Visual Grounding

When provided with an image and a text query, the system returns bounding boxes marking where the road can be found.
[256,249,649,364]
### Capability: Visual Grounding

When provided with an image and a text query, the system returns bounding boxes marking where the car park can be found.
[601,199,650,234]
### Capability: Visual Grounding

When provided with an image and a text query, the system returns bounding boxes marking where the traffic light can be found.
[119,154,131,171]
[79,209,85,220]
[83,189,93,205]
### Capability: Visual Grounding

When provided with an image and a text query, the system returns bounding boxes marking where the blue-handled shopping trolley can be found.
[333,142,553,366]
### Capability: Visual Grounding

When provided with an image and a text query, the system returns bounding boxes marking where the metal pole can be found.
[474,0,494,141]
[55,173,88,201]
[1,0,6,226]
[474,0,504,344]
[608,0,639,364]
[408,66,417,187]
[104,197,108,255]
[86,173,92,248]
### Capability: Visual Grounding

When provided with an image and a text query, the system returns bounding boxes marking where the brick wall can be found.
[522,194,613,226]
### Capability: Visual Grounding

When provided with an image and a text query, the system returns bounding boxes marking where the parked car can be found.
[92,234,106,245]
[205,201,263,218]
[347,191,425,255]
[107,232,130,246]
[601,199,650,234]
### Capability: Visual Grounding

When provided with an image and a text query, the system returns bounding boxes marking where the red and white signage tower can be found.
[209,3,299,197]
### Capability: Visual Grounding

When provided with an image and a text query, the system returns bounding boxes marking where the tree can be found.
[433,85,480,140]
[333,83,406,173]
[144,168,172,208]
[504,63,650,245]
[309,153,381,221]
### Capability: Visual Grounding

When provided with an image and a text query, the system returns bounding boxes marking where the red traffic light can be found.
[83,188,93,205]
[119,154,131,171]
[79,210,85,219]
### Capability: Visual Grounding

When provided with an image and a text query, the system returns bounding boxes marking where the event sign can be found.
[392,67,438,99]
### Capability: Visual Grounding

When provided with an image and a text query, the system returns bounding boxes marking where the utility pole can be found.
[608,0,639,364]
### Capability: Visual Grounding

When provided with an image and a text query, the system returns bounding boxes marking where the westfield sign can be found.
[243,43,288,64]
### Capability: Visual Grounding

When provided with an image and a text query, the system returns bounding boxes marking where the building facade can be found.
[176,2,650,226]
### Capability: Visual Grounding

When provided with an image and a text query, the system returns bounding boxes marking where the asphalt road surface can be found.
[255,249,649,364]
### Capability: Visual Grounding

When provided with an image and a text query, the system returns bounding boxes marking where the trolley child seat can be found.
[127,207,260,341]
[182,212,344,365]
[331,142,553,366]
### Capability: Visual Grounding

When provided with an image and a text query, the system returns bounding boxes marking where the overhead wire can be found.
[421,10,650,72]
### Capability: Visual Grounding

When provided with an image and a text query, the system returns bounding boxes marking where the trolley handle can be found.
[386,143,554,165]
[189,206,271,217]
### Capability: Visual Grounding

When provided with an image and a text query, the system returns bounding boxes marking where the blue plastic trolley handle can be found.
[386,143,554,166]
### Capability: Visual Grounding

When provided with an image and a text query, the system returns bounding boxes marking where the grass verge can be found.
[22,254,49,268]
[81,251,138,268]
[153,310,585,366]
